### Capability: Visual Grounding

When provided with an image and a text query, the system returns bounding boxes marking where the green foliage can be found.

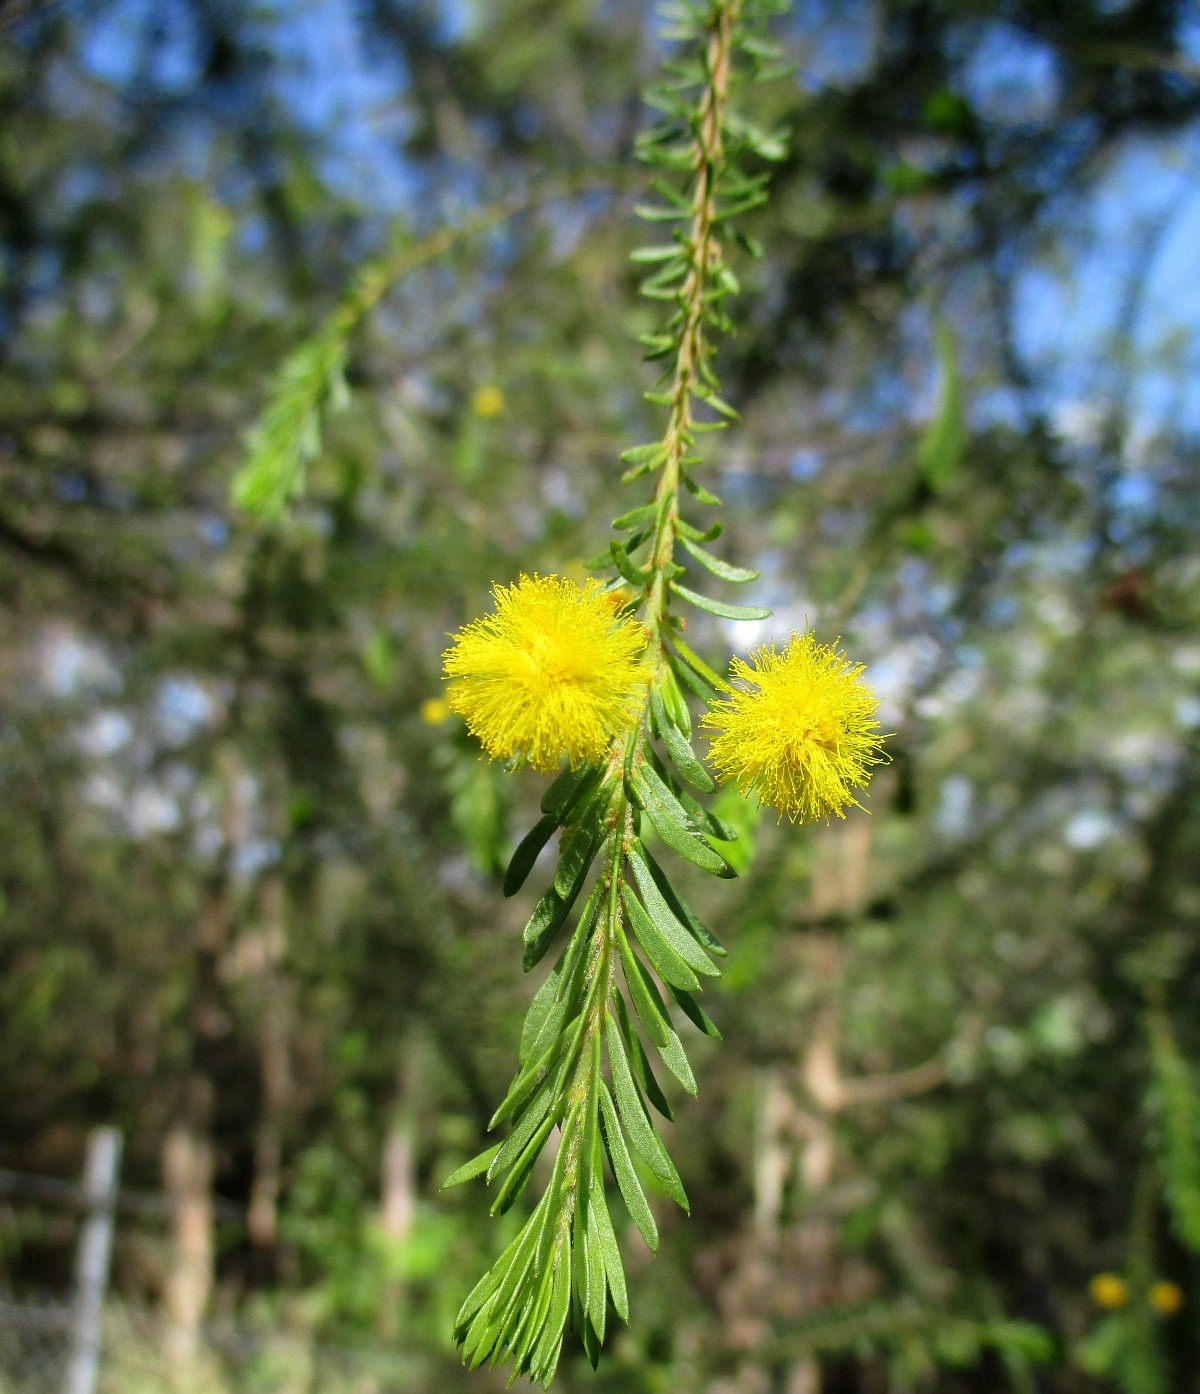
[446,3,788,1381]
[231,184,597,517]
[6,3,1200,1392]
[1147,1006,1200,1251]
[918,317,965,493]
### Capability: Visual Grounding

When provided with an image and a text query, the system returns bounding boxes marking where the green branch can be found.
[231,174,616,518]
[445,3,786,1385]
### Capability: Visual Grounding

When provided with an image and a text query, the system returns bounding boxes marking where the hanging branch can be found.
[439,4,810,1385]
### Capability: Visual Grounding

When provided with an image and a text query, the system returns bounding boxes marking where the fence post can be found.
[65,1126,123,1394]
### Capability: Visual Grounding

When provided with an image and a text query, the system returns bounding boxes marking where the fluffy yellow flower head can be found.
[1149,1281,1183,1315]
[701,631,885,824]
[443,574,647,772]
[472,384,505,419]
[419,697,451,726]
[1089,1273,1128,1309]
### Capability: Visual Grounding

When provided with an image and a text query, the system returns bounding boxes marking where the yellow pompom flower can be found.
[1089,1274,1129,1309]
[420,698,451,726]
[1148,1281,1183,1315]
[472,384,505,419]
[701,631,885,823]
[443,574,647,773]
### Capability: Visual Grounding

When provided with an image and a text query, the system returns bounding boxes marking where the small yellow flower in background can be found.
[472,384,505,419]
[1149,1280,1183,1314]
[443,574,647,773]
[701,631,885,824]
[1089,1273,1129,1309]
[420,698,451,726]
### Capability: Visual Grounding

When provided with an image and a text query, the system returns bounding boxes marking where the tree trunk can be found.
[162,1114,213,1365]
[248,869,291,1253]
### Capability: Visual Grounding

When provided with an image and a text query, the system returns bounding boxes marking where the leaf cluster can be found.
[445,730,733,1382]
[445,4,790,1383]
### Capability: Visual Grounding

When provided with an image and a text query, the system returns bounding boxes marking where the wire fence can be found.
[0,1145,439,1394]
[0,1295,432,1394]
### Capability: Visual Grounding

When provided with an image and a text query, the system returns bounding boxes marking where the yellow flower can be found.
[443,574,647,773]
[472,385,504,419]
[1149,1281,1183,1315]
[420,698,451,726]
[701,631,885,823]
[1089,1273,1128,1309]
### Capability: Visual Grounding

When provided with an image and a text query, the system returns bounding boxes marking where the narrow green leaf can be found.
[630,841,727,957]
[523,889,565,946]
[580,1311,601,1370]
[714,191,768,219]
[442,1143,502,1190]
[599,1085,658,1252]
[610,539,651,586]
[671,582,771,621]
[660,1028,698,1096]
[638,757,709,846]
[530,1244,571,1382]
[659,664,692,734]
[605,1013,689,1211]
[488,1080,556,1180]
[511,1262,556,1374]
[667,645,716,702]
[612,503,658,531]
[524,836,601,971]
[625,864,719,977]
[734,228,763,258]
[572,1174,591,1323]
[490,1109,557,1216]
[631,765,732,876]
[677,517,722,542]
[651,686,715,792]
[621,882,704,990]
[633,203,685,224]
[678,532,760,583]
[554,821,600,898]
[534,1131,572,1268]
[455,1252,504,1333]
[615,915,674,1043]
[617,974,694,1101]
[464,1220,538,1358]
[638,282,685,302]
[519,959,569,1065]
[647,747,734,839]
[681,473,721,505]
[670,635,730,694]
[588,1174,628,1322]
[614,990,674,1120]
[540,763,590,818]
[585,1198,608,1342]
[669,984,723,1039]
[490,1027,562,1130]
[693,388,739,420]
[630,243,684,263]
[522,894,571,971]
[504,814,558,897]
[619,442,667,465]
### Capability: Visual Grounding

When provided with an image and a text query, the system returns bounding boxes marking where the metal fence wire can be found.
[0,1296,427,1394]
[1,1138,434,1394]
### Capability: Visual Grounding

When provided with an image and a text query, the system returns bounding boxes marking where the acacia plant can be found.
[438,2,884,1384]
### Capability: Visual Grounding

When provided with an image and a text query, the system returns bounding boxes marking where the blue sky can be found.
[75,0,1200,444]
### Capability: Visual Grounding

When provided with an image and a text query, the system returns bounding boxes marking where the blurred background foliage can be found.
[1,1,1199,1391]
